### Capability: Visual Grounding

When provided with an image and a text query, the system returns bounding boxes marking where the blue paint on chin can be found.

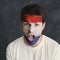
[24,36,40,45]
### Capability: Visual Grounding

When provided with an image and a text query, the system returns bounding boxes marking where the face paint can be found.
[23,15,44,45]
[24,35,40,45]
[23,22,44,45]
[24,15,43,22]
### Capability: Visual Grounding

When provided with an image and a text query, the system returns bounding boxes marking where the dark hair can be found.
[21,4,46,23]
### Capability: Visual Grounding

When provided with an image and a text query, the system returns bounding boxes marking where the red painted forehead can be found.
[24,15,43,23]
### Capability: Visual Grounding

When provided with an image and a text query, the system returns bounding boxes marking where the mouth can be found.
[27,35,35,41]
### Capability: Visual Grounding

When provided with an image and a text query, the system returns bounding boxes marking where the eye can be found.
[23,22,31,26]
[24,23,29,25]
[35,23,39,26]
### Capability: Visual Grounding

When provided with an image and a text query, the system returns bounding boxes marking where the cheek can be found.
[36,27,42,32]
[23,26,30,33]
[35,26,43,35]
[36,26,42,31]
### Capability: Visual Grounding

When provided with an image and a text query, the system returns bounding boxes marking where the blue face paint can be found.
[24,35,40,45]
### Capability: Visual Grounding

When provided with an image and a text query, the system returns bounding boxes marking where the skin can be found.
[22,21,45,47]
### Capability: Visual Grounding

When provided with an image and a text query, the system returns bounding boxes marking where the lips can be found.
[27,35,35,41]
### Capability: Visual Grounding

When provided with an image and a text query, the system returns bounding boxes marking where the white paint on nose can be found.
[29,24,35,35]
[30,26,34,33]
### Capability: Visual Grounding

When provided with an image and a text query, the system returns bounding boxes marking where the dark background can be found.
[0,0,60,60]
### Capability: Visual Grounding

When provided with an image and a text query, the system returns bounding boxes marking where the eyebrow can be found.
[24,21,40,24]
[24,21,29,23]
[35,22,37,23]
[34,22,39,24]
[24,22,30,25]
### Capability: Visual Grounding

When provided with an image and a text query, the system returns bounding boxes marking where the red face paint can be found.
[24,15,43,22]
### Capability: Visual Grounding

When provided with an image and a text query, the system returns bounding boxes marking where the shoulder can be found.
[43,35,60,51]
[43,35,59,46]
[43,35,60,59]
[6,36,24,51]
[53,45,60,60]
[6,36,24,59]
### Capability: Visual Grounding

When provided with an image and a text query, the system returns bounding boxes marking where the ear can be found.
[42,22,45,31]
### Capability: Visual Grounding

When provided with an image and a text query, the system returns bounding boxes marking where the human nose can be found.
[29,26,34,33]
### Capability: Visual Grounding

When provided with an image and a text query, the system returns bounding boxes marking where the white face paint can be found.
[23,22,45,41]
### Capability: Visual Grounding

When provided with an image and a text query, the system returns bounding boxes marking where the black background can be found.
[0,0,60,60]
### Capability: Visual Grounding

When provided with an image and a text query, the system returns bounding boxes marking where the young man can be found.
[6,4,60,60]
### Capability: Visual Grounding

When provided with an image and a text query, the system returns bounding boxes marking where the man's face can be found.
[23,22,45,41]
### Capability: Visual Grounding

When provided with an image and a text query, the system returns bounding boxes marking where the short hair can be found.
[21,4,46,23]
